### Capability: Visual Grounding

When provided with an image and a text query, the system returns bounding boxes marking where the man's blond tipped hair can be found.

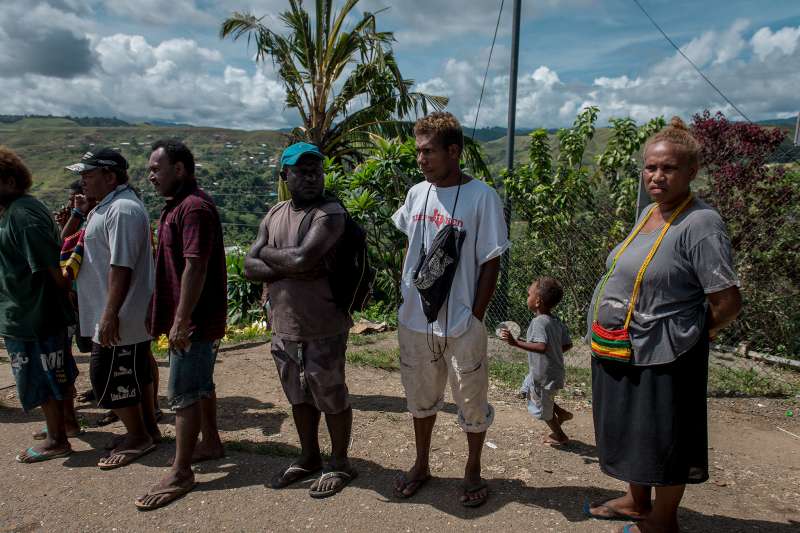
[414,111,464,151]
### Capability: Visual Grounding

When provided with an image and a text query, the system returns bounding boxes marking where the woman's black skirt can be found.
[591,334,710,486]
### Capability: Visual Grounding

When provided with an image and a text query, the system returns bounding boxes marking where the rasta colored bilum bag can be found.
[298,196,375,315]
[412,180,466,324]
[590,194,693,363]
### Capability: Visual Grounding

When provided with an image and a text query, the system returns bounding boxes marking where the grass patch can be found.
[708,366,800,398]
[346,348,400,371]
[488,359,528,389]
[225,440,297,458]
[349,334,378,347]
[488,359,592,396]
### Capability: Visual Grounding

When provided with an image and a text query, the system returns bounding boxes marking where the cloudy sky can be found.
[1,0,798,130]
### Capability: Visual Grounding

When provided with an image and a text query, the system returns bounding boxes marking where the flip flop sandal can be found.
[98,444,156,470]
[393,473,432,498]
[135,481,197,511]
[15,447,73,464]
[461,481,489,508]
[33,427,85,440]
[271,464,322,489]
[622,525,639,533]
[583,500,645,522]
[309,469,358,499]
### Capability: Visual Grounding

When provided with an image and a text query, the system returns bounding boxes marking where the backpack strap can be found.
[296,196,345,244]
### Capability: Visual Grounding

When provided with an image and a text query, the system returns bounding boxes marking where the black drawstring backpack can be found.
[412,175,466,324]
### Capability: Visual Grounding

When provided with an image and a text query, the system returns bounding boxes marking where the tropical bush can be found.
[497,108,665,335]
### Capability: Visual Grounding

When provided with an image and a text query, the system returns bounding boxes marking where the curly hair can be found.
[0,146,32,192]
[533,276,564,310]
[644,116,701,167]
[414,111,464,152]
[151,139,195,177]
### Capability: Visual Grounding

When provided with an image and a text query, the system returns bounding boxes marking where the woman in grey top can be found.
[585,118,742,533]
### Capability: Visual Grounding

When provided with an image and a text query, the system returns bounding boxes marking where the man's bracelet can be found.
[71,208,86,220]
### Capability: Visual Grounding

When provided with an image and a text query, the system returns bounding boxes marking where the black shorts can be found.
[90,341,154,410]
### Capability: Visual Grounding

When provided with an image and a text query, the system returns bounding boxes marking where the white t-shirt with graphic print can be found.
[392,176,510,337]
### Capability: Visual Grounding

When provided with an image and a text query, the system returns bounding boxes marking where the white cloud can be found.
[0,31,290,129]
[414,20,800,128]
[751,25,800,61]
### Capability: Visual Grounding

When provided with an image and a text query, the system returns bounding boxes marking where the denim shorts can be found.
[528,383,557,421]
[4,330,78,412]
[167,340,219,410]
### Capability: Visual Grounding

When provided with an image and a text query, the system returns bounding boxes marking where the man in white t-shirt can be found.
[391,112,509,507]
[67,148,159,470]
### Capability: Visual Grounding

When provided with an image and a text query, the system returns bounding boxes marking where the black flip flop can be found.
[270,463,322,489]
[461,481,489,508]
[309,469,358,499]
[393,472,432,498]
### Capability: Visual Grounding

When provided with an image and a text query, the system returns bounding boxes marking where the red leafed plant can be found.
[691,110,800,356]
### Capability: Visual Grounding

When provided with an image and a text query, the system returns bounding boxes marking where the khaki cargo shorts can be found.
[398,315,494,433]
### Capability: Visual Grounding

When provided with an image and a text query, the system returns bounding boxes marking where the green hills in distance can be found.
[1,114,795,244]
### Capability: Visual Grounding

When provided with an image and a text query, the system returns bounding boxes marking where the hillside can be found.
[1,115,795,242]
[0,118,287,243]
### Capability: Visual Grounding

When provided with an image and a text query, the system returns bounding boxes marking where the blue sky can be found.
[1,0,798,129]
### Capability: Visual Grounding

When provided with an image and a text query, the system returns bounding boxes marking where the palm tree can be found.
[220,0,489,175]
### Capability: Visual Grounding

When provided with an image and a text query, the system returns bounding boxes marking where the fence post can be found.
[635,171,649,219]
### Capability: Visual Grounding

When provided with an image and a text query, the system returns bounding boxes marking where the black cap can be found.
[66,148,129,173]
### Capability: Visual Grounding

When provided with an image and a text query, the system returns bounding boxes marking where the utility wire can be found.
[471,0,505,140]
[631,0,800,164]
[631,0,753,123]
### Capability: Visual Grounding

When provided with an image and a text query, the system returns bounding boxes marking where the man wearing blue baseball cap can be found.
[244,142,357,498]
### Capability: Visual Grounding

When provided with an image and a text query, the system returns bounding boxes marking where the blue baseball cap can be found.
[280,142,324,168]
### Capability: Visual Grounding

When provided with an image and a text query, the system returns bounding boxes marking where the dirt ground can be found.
[0,338,799,533]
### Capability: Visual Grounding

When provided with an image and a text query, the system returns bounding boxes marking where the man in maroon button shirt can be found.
[135,140,227,510]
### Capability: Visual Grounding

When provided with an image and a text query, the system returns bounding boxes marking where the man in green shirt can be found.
[0,146,77,463]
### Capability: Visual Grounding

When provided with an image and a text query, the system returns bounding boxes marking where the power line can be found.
[471,0,505,140]
[630,0,753,123]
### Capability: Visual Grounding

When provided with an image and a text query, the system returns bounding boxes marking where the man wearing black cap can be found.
[244,142,357,498]
[67,148,160,469]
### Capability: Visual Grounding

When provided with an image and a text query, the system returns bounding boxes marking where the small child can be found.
[501,277,573,446]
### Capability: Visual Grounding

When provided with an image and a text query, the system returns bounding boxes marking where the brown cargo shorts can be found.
[271,332,350,414]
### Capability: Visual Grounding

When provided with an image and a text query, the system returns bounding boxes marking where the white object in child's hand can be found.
[495,320,521,339]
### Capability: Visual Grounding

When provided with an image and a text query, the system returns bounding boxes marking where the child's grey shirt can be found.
[526,314,571,390]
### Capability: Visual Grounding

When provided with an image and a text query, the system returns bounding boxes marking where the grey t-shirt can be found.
[527,314,571,390]
[587,198,739,366]
[77,185,155,345]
